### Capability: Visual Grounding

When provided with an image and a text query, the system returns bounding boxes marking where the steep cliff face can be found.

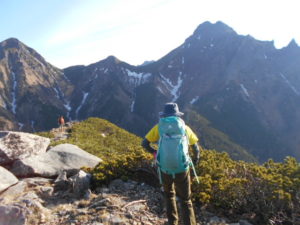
[1,21,300,161]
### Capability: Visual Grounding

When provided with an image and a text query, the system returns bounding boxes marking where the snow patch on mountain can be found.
[279,73,300,96]
[92,68,101,80]
[160,73,183,101]
[130,100,135,112]
[64,102,72,112]
[64,101,72,120]
[171,76,183,101]
[157,86,164,94]
[190,96,199,104]
[53,88,60,99]
[52,83,72,119]
[76,92,89,119]
[240,84,250,97]
[62,72,70,82]
[126,69,151,86]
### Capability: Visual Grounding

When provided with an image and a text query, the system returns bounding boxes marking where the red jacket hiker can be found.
[58,116,65,131]
[58,116,65,125]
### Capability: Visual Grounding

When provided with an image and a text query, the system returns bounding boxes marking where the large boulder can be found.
[11,144,102,177]
[0,166,18,193]
[0,131,50,165]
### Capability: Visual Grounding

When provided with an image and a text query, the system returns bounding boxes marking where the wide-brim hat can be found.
[159,102,184,117]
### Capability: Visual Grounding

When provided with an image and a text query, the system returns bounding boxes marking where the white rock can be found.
[0,131,50,165]
[11,143,102,178]
[0,166,18,192]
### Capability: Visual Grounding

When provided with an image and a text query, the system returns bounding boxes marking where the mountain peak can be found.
[287,39,299,48]
[193,21,237,36]
[105,55,122,64]
[280,38,300,55]
[0,37,24,49]
[0,37,49,67]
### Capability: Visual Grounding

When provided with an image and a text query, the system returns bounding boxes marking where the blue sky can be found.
[1,0,299,68]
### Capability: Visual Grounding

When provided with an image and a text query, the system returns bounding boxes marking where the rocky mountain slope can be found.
[1,21,300,162]
[0,38,74,131]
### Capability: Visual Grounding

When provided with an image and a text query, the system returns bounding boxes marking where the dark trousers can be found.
[161,170,196,225]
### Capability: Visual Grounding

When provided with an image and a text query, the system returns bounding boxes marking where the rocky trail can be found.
[1,176,168,225]
[1,174,251,225]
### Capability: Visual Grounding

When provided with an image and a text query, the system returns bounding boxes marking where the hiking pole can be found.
[190,160,199,184]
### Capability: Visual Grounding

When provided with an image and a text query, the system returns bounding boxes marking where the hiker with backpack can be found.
[141,102,200,225]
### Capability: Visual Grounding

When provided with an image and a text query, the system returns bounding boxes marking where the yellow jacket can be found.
[145,124,199,145]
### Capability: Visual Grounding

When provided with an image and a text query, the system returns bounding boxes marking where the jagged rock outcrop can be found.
[11,143,102,177]
[0,131,50,165]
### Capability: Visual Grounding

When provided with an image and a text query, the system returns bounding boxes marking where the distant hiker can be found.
[141,102,201,225]
[58,116,65,132]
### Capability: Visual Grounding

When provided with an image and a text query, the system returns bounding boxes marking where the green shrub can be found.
[192,150,300,224]
[39,117,152,184]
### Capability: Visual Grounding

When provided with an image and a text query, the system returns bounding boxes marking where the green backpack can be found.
[156,116,191,177]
